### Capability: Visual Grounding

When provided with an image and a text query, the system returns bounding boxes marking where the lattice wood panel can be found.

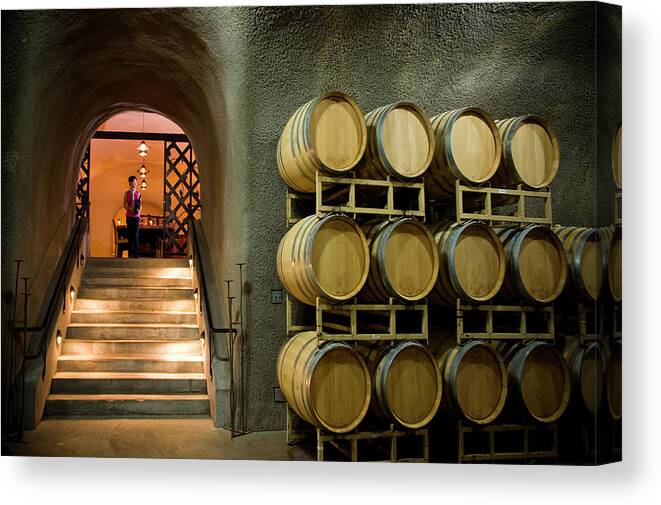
[163,141,201,255]
[75,144,90,219]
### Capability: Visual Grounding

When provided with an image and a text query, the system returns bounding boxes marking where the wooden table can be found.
[115,224,165,258]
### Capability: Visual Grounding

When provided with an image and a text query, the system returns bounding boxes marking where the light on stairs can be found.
[56,330,62,348]
[189,256,193,269]
[193,288,198,301]
[70,286,76,301]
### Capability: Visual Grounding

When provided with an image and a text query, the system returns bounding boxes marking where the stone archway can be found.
[80,110,202,258]
[2,9,249,431]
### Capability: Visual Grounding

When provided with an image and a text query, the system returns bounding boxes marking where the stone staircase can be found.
[44,257,209,417]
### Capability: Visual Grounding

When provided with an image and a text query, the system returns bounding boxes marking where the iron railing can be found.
[188,219,247,437]
[2,203,89,443]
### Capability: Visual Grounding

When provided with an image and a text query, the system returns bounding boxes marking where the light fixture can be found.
[138,164,150,179]
[137,112,149,156]
[141,180,147,191]
[193,288,199,301]
[148,219,154,226]
[137,141,149,157]
[189,256,193,268]
[56,330,62,348]
[70,286,75,301]
[117,218,121,225]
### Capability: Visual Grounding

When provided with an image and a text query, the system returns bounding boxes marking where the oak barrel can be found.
[601,225,622,302]
[359,340,442,428]
[500,341,571,423]
[496,225,568,304]
[360,217,439,302]
[606,341,622,421]
[431,220,506,306]
[494,115,560,188]
[277,213,370,305]
[563,338,606,417]
[425,107,501,197]
[612,125,622,189]
[436,340,508,425]
[358,102,435,180]
[553,226,609,302]
[277,331,371,433]
[277,91,367,193]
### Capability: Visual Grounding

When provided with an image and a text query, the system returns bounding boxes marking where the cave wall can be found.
[1,3,621,431]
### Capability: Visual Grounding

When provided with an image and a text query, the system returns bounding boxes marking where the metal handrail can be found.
[188,220,236,373]
[3,204,88,442]
[19,205,89,367]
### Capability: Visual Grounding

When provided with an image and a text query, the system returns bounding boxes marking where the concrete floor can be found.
[2,418,314,460]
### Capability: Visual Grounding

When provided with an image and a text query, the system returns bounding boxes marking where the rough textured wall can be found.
[2,3,620,432]
[1,7,234,357]
[1,8,240,428]
[596,3,622,227]
[236,2,609,430]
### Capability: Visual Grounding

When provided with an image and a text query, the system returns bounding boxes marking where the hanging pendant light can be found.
[138,141,149,157]
[138,163,149,179]
[141,180,147,191]
[137,111,149,156]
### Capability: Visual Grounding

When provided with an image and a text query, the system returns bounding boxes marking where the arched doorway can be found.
[78,110,201,258]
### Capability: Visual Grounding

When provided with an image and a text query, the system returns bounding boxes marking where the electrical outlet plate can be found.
[271,289,283,304]
[273,386,285,403]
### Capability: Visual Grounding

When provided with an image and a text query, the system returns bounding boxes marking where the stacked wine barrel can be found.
[276,92,441,435]
[425,107,572,428]
[275,94,622,458]
[548,222,621,423]
[608,124,622,425]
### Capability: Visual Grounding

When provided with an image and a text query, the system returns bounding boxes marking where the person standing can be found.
[124,176,142,258]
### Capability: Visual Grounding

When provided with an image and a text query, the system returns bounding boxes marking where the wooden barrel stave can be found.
[277,331,372,433]
[494,115,560,189]
[431,220,506,306]
[500,341,571,423]
[495,225,568,304]
[436,340,508,425]
[277,214,370,305]
[425,107,501,198]
[359,340,442,429]
[277,91,367,193]
[358,102,435,181]
[563,338,606,418]
[606,341,622,421]
[553,225,609,302]
[601,225,622,302]
[361,217,439,302]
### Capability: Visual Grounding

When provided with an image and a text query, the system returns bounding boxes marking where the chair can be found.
[112,219,129,258]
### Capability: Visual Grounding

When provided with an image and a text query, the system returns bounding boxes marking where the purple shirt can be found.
[125,189,141,218]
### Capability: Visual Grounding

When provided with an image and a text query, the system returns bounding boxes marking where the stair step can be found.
[51,372,207,394]
[81,276,192,288]
[75,298,195,311]
[67,324,198,340]
[78,286,194,300]
[62,339,202,355]
[44,393,210,417]
[87,258,189,268]
[57,354,204,373]
[84,266,191,278]
[71,310,197,325]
